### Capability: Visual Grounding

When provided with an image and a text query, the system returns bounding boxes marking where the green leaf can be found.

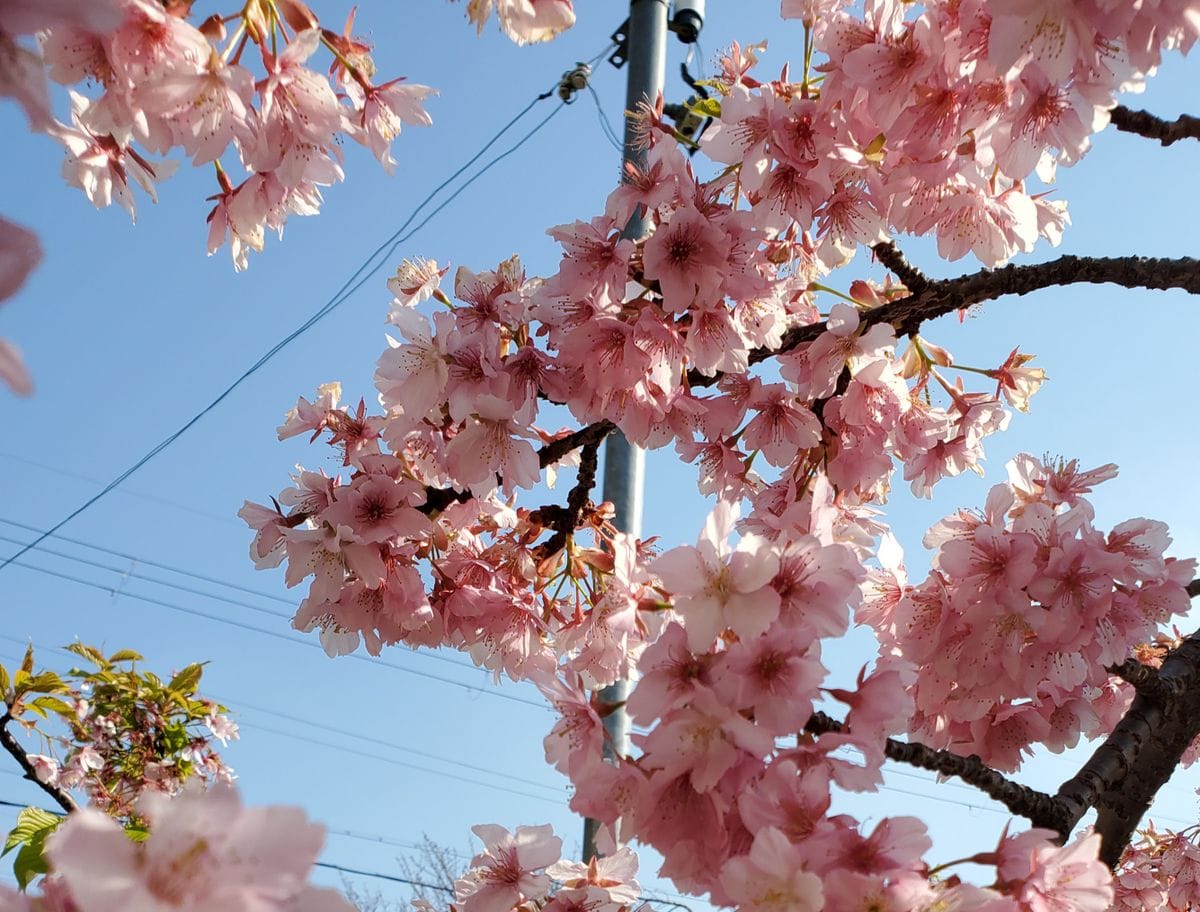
[688,97,722,119]
[4,808,61,891]
[64,643,105,667]
[3,806,61,857]
[12,840,49,889]
[16,671,68,698]
[30,696,72,719]
[0,663,9,699]
[167,664,203,696]
[107,649,143,664]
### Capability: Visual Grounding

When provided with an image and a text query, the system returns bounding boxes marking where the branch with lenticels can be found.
[1110,105,1200,147]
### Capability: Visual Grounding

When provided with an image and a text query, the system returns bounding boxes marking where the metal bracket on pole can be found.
[608,18,631,69]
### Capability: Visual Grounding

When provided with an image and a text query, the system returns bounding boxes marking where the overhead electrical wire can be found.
[0,519,510,681]
[229,695,562,793]
[0,43,615,575]
[0,452,240,527]
[3,627,1200,824]
[243,719,563,806]
[0,639,562,803]
[0,516,294,605]
[0,561,547,710]
[0,523,540,696]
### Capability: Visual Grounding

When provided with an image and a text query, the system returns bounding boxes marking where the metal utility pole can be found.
[582,0,667,863]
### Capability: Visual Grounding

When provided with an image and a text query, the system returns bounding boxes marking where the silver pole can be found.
[582,0,666,862]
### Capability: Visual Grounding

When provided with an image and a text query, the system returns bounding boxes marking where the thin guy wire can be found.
[0,93,568,575]
[586,83,624,152]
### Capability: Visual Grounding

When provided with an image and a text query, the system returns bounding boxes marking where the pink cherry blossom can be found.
[347,77,435,174]
[46,783,354,912]
[720,827,824,912]
[455,824,562,912]
[652,501,782,650]
[136,51,256,165]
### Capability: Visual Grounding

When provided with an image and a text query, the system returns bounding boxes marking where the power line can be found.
[317,860,454,895]
[0,531,292,622]
[5,629,1200,817]
[0,453,239,527]
[243,719,564,806]
[0,519,508,680]
[231,696,562,793]
[0,516,293,605]
[0,561,547,710]
[0,640,562,805]
[0,68,577,574]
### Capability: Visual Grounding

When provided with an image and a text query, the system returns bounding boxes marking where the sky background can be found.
[2,1,1200,907]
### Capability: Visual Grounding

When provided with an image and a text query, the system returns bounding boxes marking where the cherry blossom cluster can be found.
[861,454,1195,771]
[2,643,236,821]
[0,784,356,912]
[240,121,1049,674]
[241,413,660,691]
[428,819,1113,912]
[455,0,576,46]
[1,0,434,271]
[704,0,1200,267]
[238,1,1200,907]
[1112,823,1200,912]
[426,823,642,912]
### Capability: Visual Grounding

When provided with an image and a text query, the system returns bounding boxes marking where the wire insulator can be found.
[557,62,592,103]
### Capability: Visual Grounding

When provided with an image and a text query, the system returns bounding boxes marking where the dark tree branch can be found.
[535,440,601,558]
[872,241,930,295]
[1057,630,1200,867]
[538,420,615,469]
[0,712,77,814]
[803,711,1064,829]
[686,254,1200,387]
[1110,105,1200,147]
[877,255,1200,338]
[1107,659,1179,701]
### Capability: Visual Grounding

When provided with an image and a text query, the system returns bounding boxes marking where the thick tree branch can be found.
[1056,629,1200,867]
[0,712,77,813]
[803,711,1063,828]
[1110,105,1200,147]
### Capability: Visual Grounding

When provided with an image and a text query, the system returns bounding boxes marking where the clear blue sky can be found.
[2,2,1199,905]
